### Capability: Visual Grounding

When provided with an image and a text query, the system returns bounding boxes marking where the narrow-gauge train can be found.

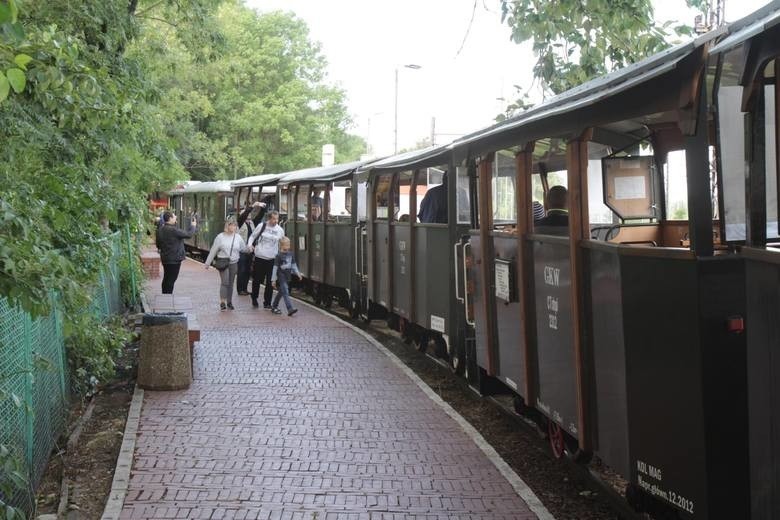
[167,181,234,256]
[163,4,780,518]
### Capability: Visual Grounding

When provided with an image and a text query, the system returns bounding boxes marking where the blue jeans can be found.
[272,277,294,311]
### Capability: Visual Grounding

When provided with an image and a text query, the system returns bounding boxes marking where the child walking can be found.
[271,237,301,316]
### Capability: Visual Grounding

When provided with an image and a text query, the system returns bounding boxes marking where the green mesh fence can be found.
[0,232,131,515]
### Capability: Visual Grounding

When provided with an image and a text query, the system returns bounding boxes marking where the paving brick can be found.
[121,259,541,519]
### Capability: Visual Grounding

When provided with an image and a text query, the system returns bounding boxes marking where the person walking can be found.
[271,237,300,316]
[236,201,266,295]
[204,219,250,311]
[156,212,196,294]
[247,210,285,309]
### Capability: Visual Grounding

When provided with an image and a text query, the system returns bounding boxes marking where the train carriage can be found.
[149,5,780,518]
[445,8,780,517]
[356,146,472,370]
[167,181,234,255]
[709,7,780,519]
[277,161,367,309]
[231,173,286,219]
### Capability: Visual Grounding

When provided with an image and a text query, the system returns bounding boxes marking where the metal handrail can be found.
[463,240,475,326]
[454,241,464,303]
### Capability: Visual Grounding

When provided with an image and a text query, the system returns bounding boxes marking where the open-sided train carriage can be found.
[356,147,473,371]
[167,181,234,256]
[154,6,780,518]
[276,161,368,310]
[709,7,780,519]
[231,173,286,220]
[447,6,780,517]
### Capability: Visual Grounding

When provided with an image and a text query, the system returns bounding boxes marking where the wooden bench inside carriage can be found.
[590,221,723,248]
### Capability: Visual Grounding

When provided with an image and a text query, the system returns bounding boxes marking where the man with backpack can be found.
[236,200,267,295]
[247,210,285,309]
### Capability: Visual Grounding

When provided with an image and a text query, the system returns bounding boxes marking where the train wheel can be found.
[386,314,399,331]
[321,293,333,309]
[433,335,447,359]
[548,421,566,459]
[449,352,465,375]
[512,396,527,415]
[415,332,429,353]
[399,318,413,345]
[625,483,645,513]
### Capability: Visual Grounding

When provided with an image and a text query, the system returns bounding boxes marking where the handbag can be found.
[212,235,236,271]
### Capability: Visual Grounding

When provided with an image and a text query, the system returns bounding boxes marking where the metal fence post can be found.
[124,223,137,306]
[22,313,33,480]
[53,294,67,403]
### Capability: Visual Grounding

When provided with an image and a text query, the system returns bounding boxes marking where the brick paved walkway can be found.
[119,258,544,519]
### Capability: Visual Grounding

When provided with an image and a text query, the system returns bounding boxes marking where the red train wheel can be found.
[548,420,565,459]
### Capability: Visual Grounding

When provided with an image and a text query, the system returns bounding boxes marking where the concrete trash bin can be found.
[138,313,192,390]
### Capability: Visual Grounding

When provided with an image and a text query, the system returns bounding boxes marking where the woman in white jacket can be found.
[205,220,251,311]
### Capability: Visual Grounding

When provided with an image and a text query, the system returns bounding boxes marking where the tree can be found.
[133,3,365,180]
[498,0,705,117]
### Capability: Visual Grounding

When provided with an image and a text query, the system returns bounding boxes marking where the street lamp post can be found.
[394,63,421,154]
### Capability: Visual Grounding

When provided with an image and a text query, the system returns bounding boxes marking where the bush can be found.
[64,314,131,396]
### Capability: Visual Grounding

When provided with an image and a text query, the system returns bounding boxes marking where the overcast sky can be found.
[244,0,771,157]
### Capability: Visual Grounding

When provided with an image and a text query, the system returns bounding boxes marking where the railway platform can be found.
[110,258,551,520]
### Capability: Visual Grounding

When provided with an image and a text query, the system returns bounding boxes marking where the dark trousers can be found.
[236,252,253,293]
[161,262,182,294]
[251,257,275,305]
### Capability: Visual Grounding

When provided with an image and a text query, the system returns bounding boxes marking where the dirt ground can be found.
[35,341,137,520]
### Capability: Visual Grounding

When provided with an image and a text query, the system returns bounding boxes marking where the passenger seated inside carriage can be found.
[310,198,323,222]
[535,185,569,235]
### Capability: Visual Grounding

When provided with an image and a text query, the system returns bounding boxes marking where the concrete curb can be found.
[100,386,144,520]
[296,299,556,520]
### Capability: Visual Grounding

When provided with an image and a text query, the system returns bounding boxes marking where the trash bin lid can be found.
[142,312,187,326]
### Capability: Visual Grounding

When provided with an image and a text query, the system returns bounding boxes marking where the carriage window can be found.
[766,81,779,239]
[394,172,413,222]
[225,196,235,219]
[416,167,447,224]
[329,180,352,222]
[295,187,308,222]
[374,175,391,220]
[587,144,616,224]
[665,150,689,220]
[311,185,326,222]
[279,187,289,214]
[200,196,209,221]
[603,156,657,221]
[718,47,748,240]
[456,166,471,224]
[532,174,544,211]
[357,181,368,221]
[492,150,516,227]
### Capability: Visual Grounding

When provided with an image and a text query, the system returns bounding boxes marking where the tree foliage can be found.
[0,0,365,398]
[1,0,184,316]
[499,0,705,116]
[133,3,365,181]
